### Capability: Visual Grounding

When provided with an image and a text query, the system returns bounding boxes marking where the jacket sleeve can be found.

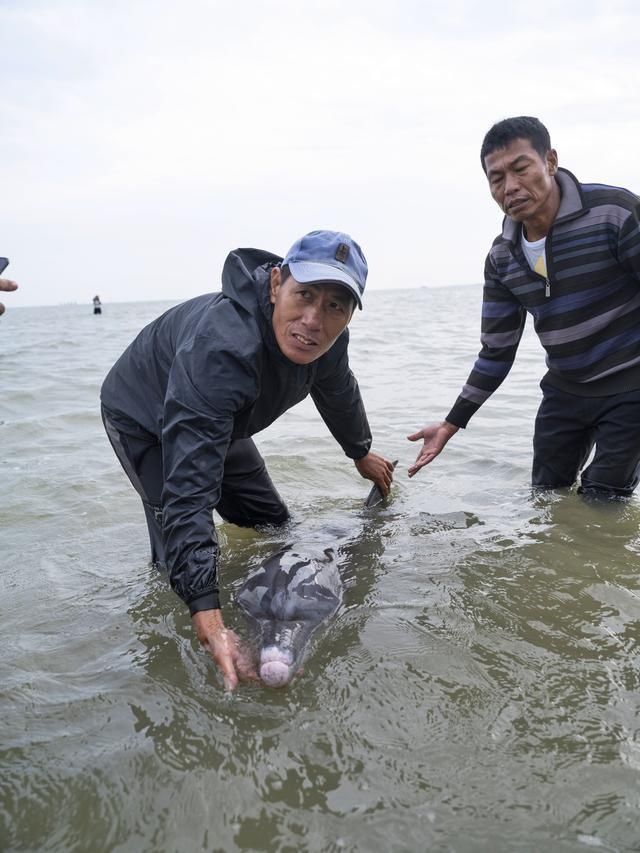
[310,329,372,459]
[446,254,526,428]
[161,335,258,614]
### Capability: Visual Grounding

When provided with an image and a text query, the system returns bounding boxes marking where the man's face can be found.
[484,138,558,225]
[269,269,355,365]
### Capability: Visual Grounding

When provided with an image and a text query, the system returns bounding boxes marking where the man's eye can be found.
[329,302,346,314]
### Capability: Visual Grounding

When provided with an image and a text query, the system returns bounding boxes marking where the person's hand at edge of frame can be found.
[354,451,395,497]
[407,421,459,477]
[192,609,257,691]
[0,279,18,316]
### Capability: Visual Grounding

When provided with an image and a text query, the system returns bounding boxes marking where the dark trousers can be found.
[532,381,640,497]
[101,405,289,566]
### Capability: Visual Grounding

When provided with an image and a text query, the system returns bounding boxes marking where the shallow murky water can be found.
[2,288,640,851]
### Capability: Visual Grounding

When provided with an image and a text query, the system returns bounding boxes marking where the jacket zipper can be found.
[543,229,552,297]
[512,229,552,297]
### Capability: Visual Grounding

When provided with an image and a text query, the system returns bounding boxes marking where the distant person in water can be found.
[408,115,640,499]
[93,295,102,315]
[101,230,394,689]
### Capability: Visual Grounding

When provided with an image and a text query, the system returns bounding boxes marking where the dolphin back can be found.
[237,547,342,625]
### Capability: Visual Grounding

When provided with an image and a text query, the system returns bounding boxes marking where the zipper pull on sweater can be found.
[545,278,551,298]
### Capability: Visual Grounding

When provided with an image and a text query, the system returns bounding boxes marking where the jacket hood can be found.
[220,246,293,361]
[221,247,282,312]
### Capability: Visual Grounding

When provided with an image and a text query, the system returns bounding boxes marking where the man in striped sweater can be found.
[408,116,640,498]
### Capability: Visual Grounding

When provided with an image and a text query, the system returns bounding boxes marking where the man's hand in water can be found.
[192,609,256,690]
[355,452,395,497]
[407,421,459,477]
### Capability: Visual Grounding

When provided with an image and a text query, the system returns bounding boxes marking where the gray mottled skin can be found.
[236,546,342,687]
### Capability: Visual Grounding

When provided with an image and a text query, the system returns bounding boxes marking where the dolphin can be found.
[236,546,343,687]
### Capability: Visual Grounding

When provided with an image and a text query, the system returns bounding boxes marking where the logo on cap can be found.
[335,243,350,263]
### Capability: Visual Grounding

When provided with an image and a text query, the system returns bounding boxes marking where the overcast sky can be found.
[2,0,639,307]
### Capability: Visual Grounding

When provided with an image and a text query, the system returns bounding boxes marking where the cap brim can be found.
[288,261,363,309]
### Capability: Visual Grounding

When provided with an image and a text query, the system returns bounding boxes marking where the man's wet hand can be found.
[407,421,459,477]
[192,609,256,690]
[354,451,395,497]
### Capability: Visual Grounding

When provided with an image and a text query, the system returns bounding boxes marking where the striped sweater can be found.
[447,168,640,428]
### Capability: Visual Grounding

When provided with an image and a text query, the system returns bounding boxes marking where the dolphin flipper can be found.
[364,460,398,508]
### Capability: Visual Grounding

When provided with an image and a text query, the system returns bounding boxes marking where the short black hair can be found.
[480,116,551,173]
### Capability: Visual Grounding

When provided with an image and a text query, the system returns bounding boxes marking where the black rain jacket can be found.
[100,248,372,612]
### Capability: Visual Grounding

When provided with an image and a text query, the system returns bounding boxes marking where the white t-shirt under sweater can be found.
[521,232,547,277]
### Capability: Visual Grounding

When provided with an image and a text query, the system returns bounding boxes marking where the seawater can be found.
[2,288,640,852]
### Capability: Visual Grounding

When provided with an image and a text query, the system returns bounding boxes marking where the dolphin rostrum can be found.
[236,546,342,687]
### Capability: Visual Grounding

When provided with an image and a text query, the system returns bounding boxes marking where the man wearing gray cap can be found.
[101,230,394,689]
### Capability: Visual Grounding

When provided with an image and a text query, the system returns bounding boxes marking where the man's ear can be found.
[269,266,281,305]
[547,148,558,175]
